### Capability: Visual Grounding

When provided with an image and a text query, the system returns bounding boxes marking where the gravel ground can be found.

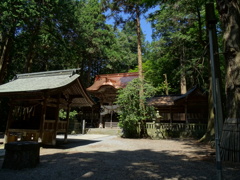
[0,134,239,180]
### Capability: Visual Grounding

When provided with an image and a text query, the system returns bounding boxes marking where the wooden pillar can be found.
[170,107,173,124]
[39,97,47,143]
[64,102,71,143]
[53,95,60,145]
[99,103,103,128]
[99,115,103,128]
[185,99,188,124]
[4,103,14,143]
[91,107,94,127]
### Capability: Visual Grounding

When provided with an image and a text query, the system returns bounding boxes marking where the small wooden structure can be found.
[87,72,138,128]
[2,141,40,169]
[148,86,208,123]
[0,69,94,145]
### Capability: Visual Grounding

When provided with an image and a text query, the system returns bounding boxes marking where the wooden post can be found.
[206,3,223,179]
[185,99,188,124]
[99,115,103,128]
[64,103,71,142]
[99,103,103,128]
[82,119,85,134]
[53,94,60,145]
[39,97,47,143]
[170,107,173,125]
[4,103,14,143]
[91,107,94,127]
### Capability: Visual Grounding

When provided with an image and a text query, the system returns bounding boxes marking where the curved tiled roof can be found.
[148,86,207,107]
[0,69,94,107]
[87,72,139,92]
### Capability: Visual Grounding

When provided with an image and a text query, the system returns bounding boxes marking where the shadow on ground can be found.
[42,138,101,149]
[0,147,239,180]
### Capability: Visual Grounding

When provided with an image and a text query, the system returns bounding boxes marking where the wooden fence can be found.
[146,122,207,130]
[87,121,207,138]
[143,122,207,138]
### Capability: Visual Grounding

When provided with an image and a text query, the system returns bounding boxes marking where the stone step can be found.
[86,128,122,136]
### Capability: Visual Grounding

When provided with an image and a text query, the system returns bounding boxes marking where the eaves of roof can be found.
[0,69,95,107]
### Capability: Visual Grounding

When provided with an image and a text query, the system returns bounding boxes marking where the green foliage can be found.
[116,78,156,138]
[105,22,139,72]
[102,0,151,75]
[0,0,124,85]
[143,50,178,94]
[146,0,211,93]
[59,109,78,120]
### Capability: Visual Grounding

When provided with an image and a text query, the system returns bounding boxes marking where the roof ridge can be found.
[15,68,80,79]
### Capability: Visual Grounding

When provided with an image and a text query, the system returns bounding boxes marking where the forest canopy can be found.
[0,0,217,94]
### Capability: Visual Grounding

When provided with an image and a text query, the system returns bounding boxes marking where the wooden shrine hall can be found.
[87,72,138,128]
[147,86,208,123]
[0,69,94,145]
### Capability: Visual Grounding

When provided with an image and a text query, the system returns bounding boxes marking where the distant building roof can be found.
[87,72,139,103]
[87,72,139,91]
[148,86,208,107]
[0,69,94,107]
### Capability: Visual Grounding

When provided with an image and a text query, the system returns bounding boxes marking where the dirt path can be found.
[0,134,239,180]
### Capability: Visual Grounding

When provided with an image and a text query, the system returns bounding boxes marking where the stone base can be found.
[2,141,40,170]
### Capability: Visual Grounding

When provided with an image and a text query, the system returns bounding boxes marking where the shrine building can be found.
[87,72,139,128]
[0,69,94,145]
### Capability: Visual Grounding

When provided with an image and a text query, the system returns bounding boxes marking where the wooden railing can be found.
[57,121,67,132]
[144,122,207,138]
[146,122,207,131]
[44,120,55,131]
[44,120,67,132]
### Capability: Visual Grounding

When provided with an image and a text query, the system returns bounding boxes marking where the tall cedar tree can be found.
[101,0,155,137]
[217,0,240,162]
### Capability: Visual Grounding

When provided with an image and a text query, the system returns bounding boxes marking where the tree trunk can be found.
[136,8,143,82]
[180,44,187,94]
[136,6,148,138]
[0,32,14,84]
[87,56,93,87]
[25,21,41,73]
[217,0,240,162]
[217,0,240,118]
[199,78,215,142]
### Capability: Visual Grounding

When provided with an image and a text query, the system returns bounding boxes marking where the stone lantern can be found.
[155,110,163,138]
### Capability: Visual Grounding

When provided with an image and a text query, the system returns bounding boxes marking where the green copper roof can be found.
[0,69,79,93]
[0,69,94,107]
